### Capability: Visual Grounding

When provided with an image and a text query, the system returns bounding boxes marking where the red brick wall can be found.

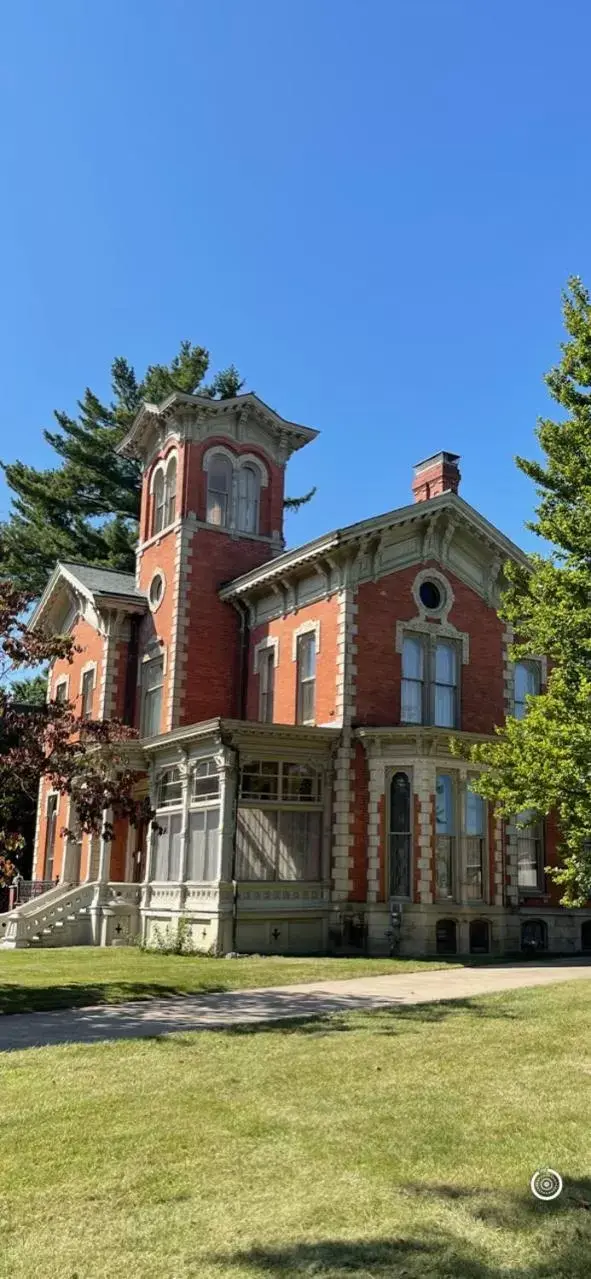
[179,529,274,725]
[247,596,340,725]
[50,615,104,716]
[355,562,505,733]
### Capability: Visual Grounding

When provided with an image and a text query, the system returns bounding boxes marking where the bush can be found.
[146,916,196,955]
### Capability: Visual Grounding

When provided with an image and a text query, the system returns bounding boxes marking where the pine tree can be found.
[466,277,591,904]
[1,345,316,595]
[1,343,222,594]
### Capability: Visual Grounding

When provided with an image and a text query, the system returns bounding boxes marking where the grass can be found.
[0,980,590,1277]
[0,948,458,1015]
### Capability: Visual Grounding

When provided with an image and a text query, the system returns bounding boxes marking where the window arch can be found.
[206,453,233,527]
[520,918,547,952]
[237,464,260,533]
[149,453,178,538]
[165,455,177,525]
[152,469,165,536]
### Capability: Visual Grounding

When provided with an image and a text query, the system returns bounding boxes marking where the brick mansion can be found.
[2,390,589,956]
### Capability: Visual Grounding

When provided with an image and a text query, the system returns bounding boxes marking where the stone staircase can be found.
[0,881,98,949]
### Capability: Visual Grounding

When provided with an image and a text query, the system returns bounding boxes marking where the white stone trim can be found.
[331,588,358,899]
[149,448,178,494]
[235,452,269,486]
[202,443,238,472]
[53,673,70,701]
[411,567,455,622]
[395,616,470,665]
[502,622,515,719]
[253,635,279,674]
[169,523,192,729]
[148,567,167,614]
[291,619,321,662]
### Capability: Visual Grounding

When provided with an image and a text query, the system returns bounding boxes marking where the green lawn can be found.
[0,981,590,1277]
[0,948,456,1015]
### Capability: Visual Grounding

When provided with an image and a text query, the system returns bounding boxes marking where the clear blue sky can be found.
[0,0,588,555]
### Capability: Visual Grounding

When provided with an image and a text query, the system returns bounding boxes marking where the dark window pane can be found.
[419,580,442,610]
[436,919,457,955]
[469,919,489,954]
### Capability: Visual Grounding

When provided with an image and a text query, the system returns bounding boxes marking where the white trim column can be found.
[178,755,191,892]
[97,807,114,884]
[215,746,237,881]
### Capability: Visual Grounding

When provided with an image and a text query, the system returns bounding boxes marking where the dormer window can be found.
[207,453,232,527]
[237,464,260,533]
[150,453,178,538]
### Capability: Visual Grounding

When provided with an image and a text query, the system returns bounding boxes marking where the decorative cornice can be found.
[117,391,318,464]
[219,492,530,609]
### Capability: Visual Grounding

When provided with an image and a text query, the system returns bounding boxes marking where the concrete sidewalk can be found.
[1,958,590,1053]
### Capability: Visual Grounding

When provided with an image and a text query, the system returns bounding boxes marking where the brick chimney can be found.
[412,451,461,502]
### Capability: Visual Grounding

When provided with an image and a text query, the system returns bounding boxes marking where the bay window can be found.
[388,770,412,899]
[236,758,324,881]
[435,773,455,899]
[516,811,544,893]
[464,786,486,901]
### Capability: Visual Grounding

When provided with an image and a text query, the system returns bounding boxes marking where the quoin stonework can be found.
[2,391,589,956]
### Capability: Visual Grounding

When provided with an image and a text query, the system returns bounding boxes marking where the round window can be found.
[419,580,443,611]
[149,573,164,608]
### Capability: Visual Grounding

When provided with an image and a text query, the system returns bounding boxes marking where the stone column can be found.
[177,755,191,903]
[215,746,237,882]
[97,807,114,884]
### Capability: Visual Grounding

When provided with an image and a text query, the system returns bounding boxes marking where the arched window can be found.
[206,453,233,527]
[436,918,457,955]
[581,921,591,953]
[165,455,177,525]
[470,919,490,954]
[237,464,260,533]
[152,470,165,536]
[389,771,411,898]
[520,918,547,952]
[157,767,183,809]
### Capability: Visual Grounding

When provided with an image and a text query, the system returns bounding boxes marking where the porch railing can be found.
[9,878,60,909]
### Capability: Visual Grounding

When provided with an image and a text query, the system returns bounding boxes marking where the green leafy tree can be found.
[465,277,591,905]
[1,346,315,596]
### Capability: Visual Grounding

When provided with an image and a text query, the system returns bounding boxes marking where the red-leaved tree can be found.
[0,582,153,884]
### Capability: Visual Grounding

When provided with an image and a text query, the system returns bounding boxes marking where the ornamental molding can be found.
[253,634,279,674]
[291,618,321,661]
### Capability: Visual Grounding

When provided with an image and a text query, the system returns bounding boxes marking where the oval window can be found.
[419,580,442,610]
[149,573,164,608]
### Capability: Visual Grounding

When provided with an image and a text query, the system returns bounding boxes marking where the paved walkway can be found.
[1,959,590,1052]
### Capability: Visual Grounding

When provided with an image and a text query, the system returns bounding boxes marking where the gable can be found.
[238,503,508,630]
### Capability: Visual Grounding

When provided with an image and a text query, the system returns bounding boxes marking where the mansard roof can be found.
[31,561,147,632]
[219,490,530,604]
[117,391,318,462]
